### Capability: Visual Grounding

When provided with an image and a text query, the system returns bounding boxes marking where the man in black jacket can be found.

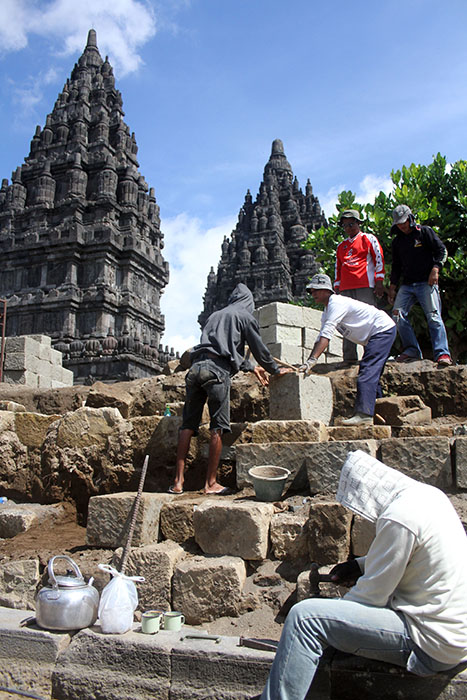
[387,205,452,367]
[170,283,291,495]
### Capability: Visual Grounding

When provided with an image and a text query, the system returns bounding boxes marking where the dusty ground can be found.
[0,500,295,641]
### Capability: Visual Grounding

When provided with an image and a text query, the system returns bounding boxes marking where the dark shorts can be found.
[181,358,231,435]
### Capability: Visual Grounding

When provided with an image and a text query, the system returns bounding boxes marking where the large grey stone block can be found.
[270,511,308,560]
[255,302,305,328]
[454,437,467,489]
[265,342,303,365]
[237,419,328,445]
[0,559,40,609]
[193,500,274,560]
[160,501,196,542]
[86,492,174,548]
[52,626,171,700]
[120,540,185,611]
[379,437,452,487]
[5,336,41,355]
[269,371,333,423]
[172,555,246,624]
[261,324,302,345]
[236,442,310,490]
[307,500,352,564]
[305,440,379,494]
[0,606,69,699]
[3,370,39,387]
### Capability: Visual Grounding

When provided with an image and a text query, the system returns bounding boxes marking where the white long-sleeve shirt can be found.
[318,294,395,346]
[338,452,467,667]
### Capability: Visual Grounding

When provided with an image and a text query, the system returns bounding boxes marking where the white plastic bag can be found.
[98,564,145,634]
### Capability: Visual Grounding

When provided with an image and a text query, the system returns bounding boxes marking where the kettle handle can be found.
[48,555,83,588]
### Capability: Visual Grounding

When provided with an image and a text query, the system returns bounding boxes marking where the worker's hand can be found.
[299,358,318,376]
[428,267,439,286]
[374,279,384,299]
[277,367,294,376]
[329,559,362,586]
[387,284,397,306]
[253,365,269,386]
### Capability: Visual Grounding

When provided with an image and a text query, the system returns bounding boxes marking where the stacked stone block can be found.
[255,301,345,366]
[3,335,73,388]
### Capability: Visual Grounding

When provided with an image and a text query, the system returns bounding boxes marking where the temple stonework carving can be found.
[0,30,171,383]
[199,139,326,326]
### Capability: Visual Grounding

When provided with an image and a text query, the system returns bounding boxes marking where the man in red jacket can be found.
[334,210,385,366]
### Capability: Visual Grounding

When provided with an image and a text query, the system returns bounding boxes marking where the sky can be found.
[2,0,467,354]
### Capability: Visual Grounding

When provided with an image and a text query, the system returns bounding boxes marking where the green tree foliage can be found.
[302,153,467,361]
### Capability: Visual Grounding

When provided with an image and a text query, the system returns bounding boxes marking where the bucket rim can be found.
[248,465,291,481]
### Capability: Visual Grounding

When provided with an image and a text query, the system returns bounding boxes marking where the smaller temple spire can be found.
[86,29,98,48]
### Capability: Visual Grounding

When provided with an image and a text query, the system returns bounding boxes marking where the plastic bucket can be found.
[248,465,291,502]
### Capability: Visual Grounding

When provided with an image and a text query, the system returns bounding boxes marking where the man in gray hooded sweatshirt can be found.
[171,283,290,495]
[261,450,467,699]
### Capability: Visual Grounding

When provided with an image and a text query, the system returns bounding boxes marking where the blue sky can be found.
[2,0,467,353]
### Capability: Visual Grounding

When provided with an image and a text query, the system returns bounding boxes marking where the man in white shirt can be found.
[260,451,467,700]
[300,273,396,425]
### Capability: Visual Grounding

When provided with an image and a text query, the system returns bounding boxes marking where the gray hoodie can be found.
[191,283,279,376]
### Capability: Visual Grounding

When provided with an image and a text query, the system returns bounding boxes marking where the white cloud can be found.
[0,0,157,76]
[160,213,236,355]
[318,174,393,219]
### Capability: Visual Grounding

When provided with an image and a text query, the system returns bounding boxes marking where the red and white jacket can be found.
[334,231,385,291]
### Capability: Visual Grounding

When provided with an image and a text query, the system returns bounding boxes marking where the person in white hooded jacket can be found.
[260,450,467,700]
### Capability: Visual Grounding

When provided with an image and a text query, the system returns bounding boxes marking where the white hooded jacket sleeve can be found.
[345,520,416,608]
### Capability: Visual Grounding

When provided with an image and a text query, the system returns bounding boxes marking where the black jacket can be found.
[191,283,279,376]
[390,221,448,285]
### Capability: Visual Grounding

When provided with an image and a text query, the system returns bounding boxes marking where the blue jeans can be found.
[392,283,450,360]
[260,598,457,700]
[355,326,396,416]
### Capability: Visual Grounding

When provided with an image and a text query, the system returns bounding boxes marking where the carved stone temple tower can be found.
[0,30,170,383]
[199,139,326,326]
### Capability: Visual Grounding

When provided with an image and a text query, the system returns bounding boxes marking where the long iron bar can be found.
[119,454,149,574]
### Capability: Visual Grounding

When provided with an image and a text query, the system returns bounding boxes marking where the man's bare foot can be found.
[205,482,231,495]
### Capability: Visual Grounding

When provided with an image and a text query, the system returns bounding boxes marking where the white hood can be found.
[336,450,417,523]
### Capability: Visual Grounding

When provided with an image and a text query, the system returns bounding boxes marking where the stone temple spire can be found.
[199,139,326,327]
[0,30,170,383]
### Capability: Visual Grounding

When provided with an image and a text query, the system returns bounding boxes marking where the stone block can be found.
[56,406,125,448]
[52,626,171,699]
[237,419,328,445]
[236,442,308,490]
[193,500,274,560]
[3,370,39,388]
[396,425,454,437]
[50,348,64,365]
[170,635,274,699]
[351,515,376,556]
[330,652,467,699]
[454,437,467,489]
[0,506,39,538]
[305,440,378,494]
[375,395,432,426]
[0,606,69,700]
[121,540,185,611]
[255,302,305,328]
[37,374,52,389]
[270,511,308,560]
[0,559,40,609]
[328,425,391,441]
[4,336,41,355]
[297,566,346,601]
[172,555,246,623]
[38,344,51,362]
[269,372,333,423]
[15,412,60,447]
[0,411,16,432]
[160,501,196,542]
[307,500,352,564]
[261,324,302,345]
[301,306,324,329]
[0,401,26,412]
[265,342,303,366]
[86,492,174,548]
[3,352,27,371]
[379,437,452,487]
[29,334,51,347]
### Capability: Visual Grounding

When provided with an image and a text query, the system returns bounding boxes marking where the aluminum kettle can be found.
[36,555,99,631]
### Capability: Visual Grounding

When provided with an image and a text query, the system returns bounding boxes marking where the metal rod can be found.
[119,455,149,574]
